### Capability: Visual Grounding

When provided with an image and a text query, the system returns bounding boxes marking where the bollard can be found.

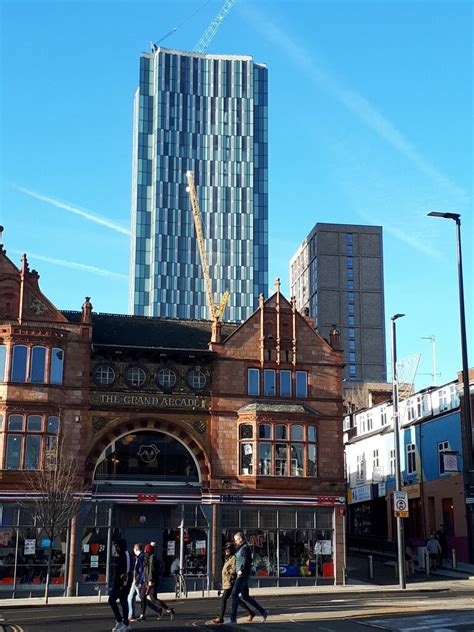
[452,548,457,570]
[368,555,374,579]
[425,550,430,576]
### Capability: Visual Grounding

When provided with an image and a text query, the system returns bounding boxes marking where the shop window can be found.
[126,366,147,388]
[264,369,276,396]
[94,364,115,387]
[30,346,47,383]
[296,371,308,398]
[280,370,292,397]
[11,345,28,382]
[240,442,254,475]
[247,368,260,396]
[187,369,206,390]
[156,367,176,389]
[50,348,64,385]
[258,443,271,475]
[0,345,6,382]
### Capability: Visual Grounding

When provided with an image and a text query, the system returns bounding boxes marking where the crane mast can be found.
[186,171,229,322]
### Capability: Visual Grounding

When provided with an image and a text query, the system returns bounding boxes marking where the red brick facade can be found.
[0,245,346,596]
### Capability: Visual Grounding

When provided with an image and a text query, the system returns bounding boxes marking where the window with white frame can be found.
[381,408,387,426]
[390,449,396,476]
[373,449,379,468]
[358,414,366,434]
[438,440,450,475]
[406,443,416,474]
[367,412,373,431]
[449,385,458,407]
[439,389,448,411]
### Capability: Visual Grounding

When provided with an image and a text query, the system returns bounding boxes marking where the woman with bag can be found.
[212,543,255,625]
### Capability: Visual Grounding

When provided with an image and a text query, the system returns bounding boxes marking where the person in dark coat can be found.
[437,526,448,561]
[138,544,175,621]
[229,532,268,624]
[212,543,255,624]
[108,538,132,632]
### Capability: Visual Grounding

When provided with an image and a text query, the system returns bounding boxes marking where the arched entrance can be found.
[77,424,212,593]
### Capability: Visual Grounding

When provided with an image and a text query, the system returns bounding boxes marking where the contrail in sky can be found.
[11,249,128,280]
[241,4,468,205]
[14,185,130,236]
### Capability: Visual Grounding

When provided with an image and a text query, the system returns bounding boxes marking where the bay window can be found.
[241,422,317,477]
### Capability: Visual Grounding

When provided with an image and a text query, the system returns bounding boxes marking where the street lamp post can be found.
[391,313,406,589]
[428,211,474,562]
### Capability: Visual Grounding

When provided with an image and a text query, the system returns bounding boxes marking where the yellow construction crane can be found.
[186,171,229,322]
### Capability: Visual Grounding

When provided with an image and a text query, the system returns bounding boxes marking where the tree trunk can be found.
[44,540,53,604]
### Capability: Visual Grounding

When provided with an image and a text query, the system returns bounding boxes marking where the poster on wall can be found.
[90,555,99,568]
[443,453,458,472]
[24,539,36,555]
[167,541,176,556]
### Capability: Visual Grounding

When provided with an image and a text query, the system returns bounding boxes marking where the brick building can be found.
[0,242,345,597]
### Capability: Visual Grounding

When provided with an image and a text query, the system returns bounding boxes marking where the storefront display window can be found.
[220,506,334,579]
[16,528,67,586]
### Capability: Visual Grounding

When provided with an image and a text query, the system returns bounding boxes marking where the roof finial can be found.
[274,277,281,293]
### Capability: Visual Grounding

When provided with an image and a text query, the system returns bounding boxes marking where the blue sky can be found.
[0,0,472,390]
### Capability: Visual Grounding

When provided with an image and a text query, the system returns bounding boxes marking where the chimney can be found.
[329,324,341,350]
[81,297,93,324]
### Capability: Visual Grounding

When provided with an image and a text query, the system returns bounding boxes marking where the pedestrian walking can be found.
[212,543,255,624]
[109,538,133,632]
[426,533,442,570]
[128,544,145,622]
[137,543,176,622]
[228,532,268,624]
[437,526,448,561]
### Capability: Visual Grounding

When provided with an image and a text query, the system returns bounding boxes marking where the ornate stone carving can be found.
[192,420,207,435]
[92,416,108,433]
[29,296,49,316]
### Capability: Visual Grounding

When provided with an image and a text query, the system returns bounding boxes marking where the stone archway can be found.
[85,418,211,485]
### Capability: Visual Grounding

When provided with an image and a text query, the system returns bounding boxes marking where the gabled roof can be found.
[61,311,239,351]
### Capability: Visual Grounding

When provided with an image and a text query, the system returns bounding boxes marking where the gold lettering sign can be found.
[90,391,209,411]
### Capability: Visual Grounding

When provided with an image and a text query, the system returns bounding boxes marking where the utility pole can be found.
[391,313,406,589]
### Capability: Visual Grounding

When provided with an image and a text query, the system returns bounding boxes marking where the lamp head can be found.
[391,313,405,322]
[427,211,460,221]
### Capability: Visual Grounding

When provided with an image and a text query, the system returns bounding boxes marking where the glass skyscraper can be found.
[129,47,268,321]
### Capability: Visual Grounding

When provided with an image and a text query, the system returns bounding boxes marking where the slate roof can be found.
[62,311,239,351]
[238,402,320,416]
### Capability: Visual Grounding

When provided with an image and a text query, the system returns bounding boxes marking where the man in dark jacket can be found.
[138,543,175,621]
[229,532,268,624]
[108,538,132,632]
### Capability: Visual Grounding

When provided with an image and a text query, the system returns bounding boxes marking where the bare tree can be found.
[22,432,83,604]
[344,383,371,414]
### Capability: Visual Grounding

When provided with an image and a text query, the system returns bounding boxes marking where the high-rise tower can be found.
[290,223,386,383]
[129,47,268,321]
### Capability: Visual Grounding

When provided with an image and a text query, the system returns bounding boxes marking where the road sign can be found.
[393,491,409,515]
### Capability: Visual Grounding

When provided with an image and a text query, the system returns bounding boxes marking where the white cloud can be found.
[11,249,128,280]
[14,186,130,235]
[241,3,468,206]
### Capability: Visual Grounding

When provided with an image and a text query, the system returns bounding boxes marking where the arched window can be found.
[0,345,7,382]
[11,345,28,382]
[93,431,200,482]
[30,346,47,383]
[50,348,64,385]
